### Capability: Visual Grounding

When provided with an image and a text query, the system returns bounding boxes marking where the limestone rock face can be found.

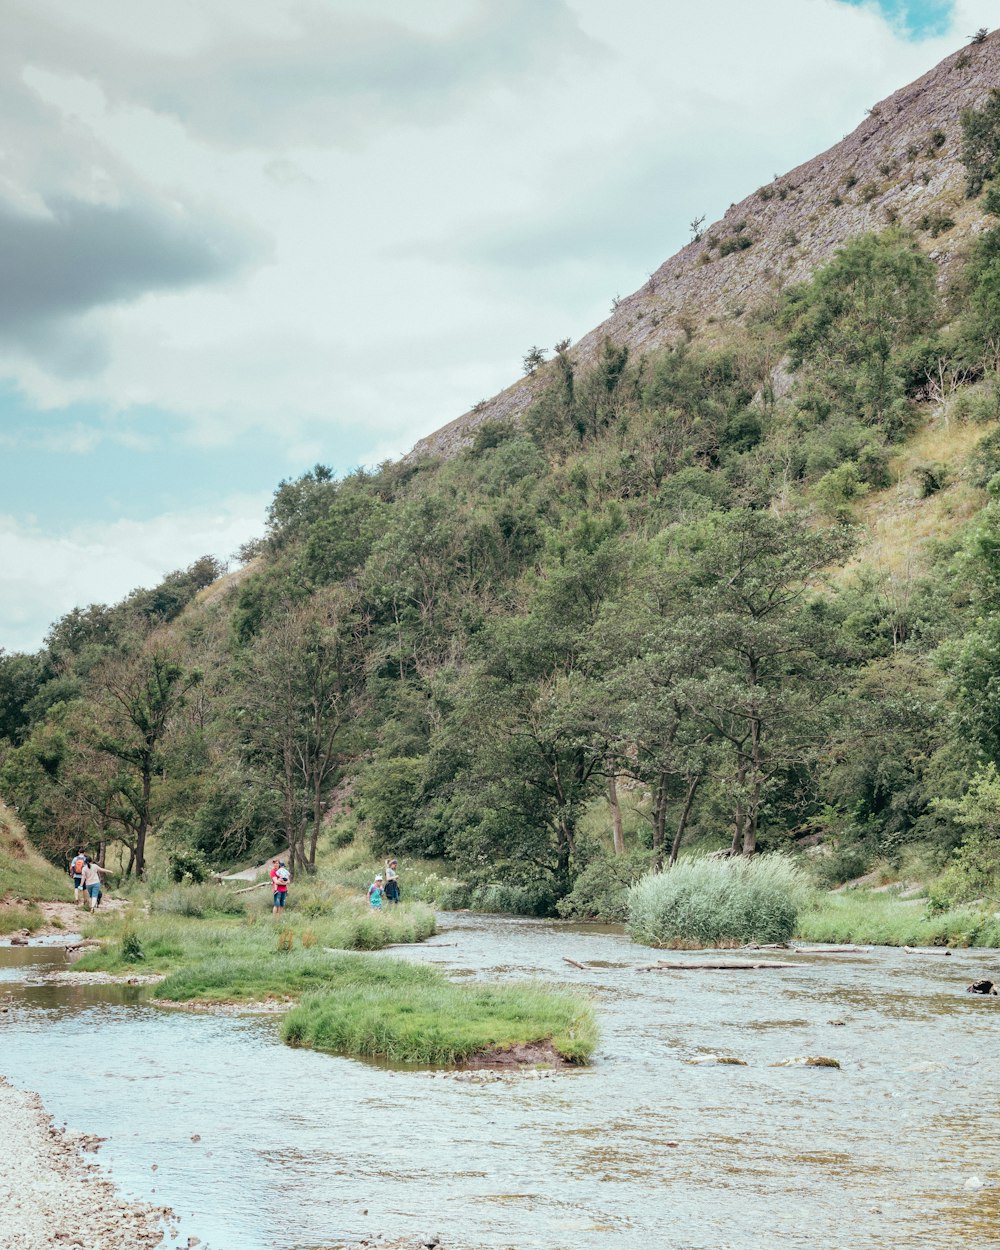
[407,33,1000,464]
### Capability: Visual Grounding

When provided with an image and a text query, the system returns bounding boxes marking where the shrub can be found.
[626,854,811,947]
[913,462,950,497]
[468,881,560,917]
[557,851,649,921]
[120,928,144,962]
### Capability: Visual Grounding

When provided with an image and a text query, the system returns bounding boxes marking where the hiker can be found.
[383,858,400,904]
[368,874,383,909]
[80,858,108,911]
[270,859,290,915]
[69,850,87,905]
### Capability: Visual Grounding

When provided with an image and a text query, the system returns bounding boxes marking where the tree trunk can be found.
[652,772,669,870]
[669,774,702,867]
[608,774,625,856]
[135,760,152,878]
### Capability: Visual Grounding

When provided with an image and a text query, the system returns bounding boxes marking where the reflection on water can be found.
[1,918,999,1250]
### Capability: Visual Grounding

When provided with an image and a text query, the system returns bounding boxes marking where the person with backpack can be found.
[383,858,400,904]
[368,875,384,909]
[270,859,290,915]
[69,851,87,904]
[80,857,108,911]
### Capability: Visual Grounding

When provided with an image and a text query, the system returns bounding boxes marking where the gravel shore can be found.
[0,1077,174,1250]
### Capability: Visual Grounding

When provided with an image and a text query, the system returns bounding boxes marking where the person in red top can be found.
[270,859,290,915]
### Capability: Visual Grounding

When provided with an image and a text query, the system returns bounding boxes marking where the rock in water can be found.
[966,980,997,995]
[772,1056,841,1068]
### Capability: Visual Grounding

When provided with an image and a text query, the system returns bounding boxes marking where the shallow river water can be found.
[1,914,999,1250]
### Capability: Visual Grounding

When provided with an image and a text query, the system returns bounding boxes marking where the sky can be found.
[0,0,994,654]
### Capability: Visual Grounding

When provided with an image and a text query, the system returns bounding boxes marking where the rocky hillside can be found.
[410,30,1000,461]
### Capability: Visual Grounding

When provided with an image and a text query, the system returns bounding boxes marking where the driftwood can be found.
[791,945,871,954]
[231,881,269,896]
[637,958,799,972]
[562,956,587,970]
[741,943,789,951]
[903,945,952,956]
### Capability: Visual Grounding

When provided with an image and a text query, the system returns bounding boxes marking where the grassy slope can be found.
[0,799,69,935]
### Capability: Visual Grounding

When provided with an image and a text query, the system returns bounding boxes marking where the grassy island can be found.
[73,882,597,1066]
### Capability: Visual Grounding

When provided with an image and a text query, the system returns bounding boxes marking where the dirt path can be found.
[1,898,129,943]
[0,1077,175,1250]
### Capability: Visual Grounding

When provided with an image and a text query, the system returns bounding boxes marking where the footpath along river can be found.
[1,913,999,1250]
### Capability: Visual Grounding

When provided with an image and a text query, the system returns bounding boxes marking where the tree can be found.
[786,231,936,427]
[87,645,200,876]
[522,346,547,375]
[672,510,856,856]
[237,591,365,875]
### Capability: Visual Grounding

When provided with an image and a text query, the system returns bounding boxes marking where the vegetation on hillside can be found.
[5,95,1000,925]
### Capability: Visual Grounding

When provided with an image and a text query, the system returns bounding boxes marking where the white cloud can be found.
[1,0,998,651]
[0,494,269,653]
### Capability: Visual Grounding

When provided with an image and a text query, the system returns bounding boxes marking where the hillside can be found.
[0,800,66,904]
[411,30,1000,461]
[5,31,1000,919]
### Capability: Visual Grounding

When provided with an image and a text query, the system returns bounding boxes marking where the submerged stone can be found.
[772,1055,841,1068]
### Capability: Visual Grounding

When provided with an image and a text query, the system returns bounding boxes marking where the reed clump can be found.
[627,854,810,947]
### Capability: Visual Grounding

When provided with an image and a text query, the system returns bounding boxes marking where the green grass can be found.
[627,854,810,947]
[76,899,437,984]
[0,903,46,935]
[280,956,598,1065]
[795,890,1000,947]
[0,801,69,903]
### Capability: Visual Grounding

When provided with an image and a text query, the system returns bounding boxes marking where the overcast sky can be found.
[0,0,993,653]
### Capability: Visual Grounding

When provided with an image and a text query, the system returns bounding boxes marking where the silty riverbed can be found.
[1,913,998,1250]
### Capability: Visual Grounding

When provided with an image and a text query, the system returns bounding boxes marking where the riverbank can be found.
[0,1076,173,1250]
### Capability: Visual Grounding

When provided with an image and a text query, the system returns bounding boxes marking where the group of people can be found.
[368,858,400,908]
[69,851,108,910]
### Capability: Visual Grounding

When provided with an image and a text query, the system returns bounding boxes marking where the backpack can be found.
[72,855,86,875]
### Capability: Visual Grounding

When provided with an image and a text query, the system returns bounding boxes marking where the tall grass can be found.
[0,801,68,903]
[627,854,811,947]
[280,956,598,1065]
[795,890,1000,947]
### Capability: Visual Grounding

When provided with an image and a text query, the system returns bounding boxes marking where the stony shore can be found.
[0,1077,174,1250]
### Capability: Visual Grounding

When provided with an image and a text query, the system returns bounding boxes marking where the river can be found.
[1,914,998,1250]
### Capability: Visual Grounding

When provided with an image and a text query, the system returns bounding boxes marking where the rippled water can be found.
[1,915,998,1250]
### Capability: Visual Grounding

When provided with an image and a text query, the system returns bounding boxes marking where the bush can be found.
[557,851,650,921]
[120,928,144,962]
[626,854,811,947]
[467,881,561,917]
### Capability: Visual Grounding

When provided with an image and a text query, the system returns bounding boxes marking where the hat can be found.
[388,859,397,866]
[278,860,285,866]
[375,875,383,881]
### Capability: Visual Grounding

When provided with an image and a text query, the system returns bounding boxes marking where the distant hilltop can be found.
[408,29,1000,462]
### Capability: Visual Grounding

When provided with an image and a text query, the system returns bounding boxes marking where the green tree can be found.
[786,231,937,428]
[237,591,365,874]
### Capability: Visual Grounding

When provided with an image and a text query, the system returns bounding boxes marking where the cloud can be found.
[0,495,269,653]
[16,0,600,150]
[0,195,260,370]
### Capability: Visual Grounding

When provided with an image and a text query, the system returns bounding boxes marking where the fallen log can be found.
[637,959,800,971]
[562,957,587,970]
[231,881,269,896]
[902,946,952,956]
[791,945,872,954]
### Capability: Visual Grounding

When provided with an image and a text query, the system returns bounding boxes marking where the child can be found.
[368,874,384,909]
